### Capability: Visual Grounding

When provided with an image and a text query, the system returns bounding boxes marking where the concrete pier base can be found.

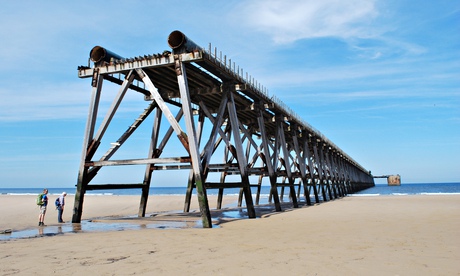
[387,175,401,186]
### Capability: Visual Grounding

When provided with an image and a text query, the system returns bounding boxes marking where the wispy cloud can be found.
[233,0,440,63]
[238,0,379,44]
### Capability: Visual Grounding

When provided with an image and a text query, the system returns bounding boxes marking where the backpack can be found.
[36,193,44,206]
[55,197,61,207]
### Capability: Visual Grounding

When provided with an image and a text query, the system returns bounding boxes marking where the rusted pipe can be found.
[90,46,123,64]
[167,30,201,53]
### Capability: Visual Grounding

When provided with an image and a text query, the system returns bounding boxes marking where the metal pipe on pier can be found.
[168,30,201,53]
[90,46,123,64]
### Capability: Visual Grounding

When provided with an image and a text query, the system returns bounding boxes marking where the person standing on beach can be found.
[57,192,67,223]
[38,189,48,226]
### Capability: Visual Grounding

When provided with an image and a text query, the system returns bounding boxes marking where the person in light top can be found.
[57,192,67,223]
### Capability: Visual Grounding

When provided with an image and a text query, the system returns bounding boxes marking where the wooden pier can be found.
[72,30,374,228]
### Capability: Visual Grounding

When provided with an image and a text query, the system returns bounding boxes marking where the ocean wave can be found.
[153,194,188,196]
[1,193,40,196]
[419,192,460,196]
[349,193,381,197]
[86,193,114,196]
[0,192,76,196]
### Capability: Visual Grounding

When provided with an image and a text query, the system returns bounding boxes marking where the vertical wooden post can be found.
[256,103,281,211]
[343,159,352,194]
[276,115,298,208]
[237,134,252,207]
[291,126,312,205]
[138,108,162,217]
[72,71,103,223]
[174,55,212,227]
[197,93,229,210]
[332,152,339,197]
[255,174,263,205]
[331,152,343,197]
[312,139,327,201]
[303,137,320,203]
[216,171,226,209]
[226,89,256,218]
[217,126,231,209]
[320,143,333,200]
[324,147,338,199]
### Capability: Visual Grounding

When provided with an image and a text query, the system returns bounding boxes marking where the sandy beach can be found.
[1,194,459,275]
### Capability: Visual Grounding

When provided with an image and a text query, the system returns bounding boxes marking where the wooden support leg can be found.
[184,171,194,212]
[312,180,320,203]
[277,116,298,208]
[255,175,263,205]
[217,187,224,209]
[174,55,212,227]
[139,107,162,217]
[72,72,103,223]
[227,90,256,218]
[327,181,333,200]
[238,188,244,207]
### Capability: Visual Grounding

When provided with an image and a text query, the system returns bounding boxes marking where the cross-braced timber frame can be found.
[72,30,374,228]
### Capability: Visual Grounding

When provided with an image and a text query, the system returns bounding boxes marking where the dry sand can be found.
[1,194,459,275]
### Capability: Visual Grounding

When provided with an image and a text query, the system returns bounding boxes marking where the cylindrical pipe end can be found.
[90,46,123,63]
[167,30,201,53]
[167,30,186,49]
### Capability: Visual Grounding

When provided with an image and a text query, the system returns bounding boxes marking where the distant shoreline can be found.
[1,182,459,196]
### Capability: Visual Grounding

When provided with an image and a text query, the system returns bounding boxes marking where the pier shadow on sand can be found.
[0,201,312,241]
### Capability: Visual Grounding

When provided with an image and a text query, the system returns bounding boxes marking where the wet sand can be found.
[1,194,459,275]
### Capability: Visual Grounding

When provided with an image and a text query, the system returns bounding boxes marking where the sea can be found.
[1,182,459,197]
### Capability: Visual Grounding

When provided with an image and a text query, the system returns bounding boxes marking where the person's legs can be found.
[58,206,63,222]
[38,207,43,226]
[38,206,47,226]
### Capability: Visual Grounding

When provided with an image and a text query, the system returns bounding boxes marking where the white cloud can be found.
[239,0,379,44]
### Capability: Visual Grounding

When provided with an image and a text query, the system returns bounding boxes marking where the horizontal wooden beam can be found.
[275,183,301,187]
[86,184,144,190]
[86,157,191,167]
[203,182,260,189]
[204,182,243,189]
[78,52,202,78]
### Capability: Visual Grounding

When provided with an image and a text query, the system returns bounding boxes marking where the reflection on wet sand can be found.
[0,202,301,241]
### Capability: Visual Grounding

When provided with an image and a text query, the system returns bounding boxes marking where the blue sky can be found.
[0,0,459,188]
